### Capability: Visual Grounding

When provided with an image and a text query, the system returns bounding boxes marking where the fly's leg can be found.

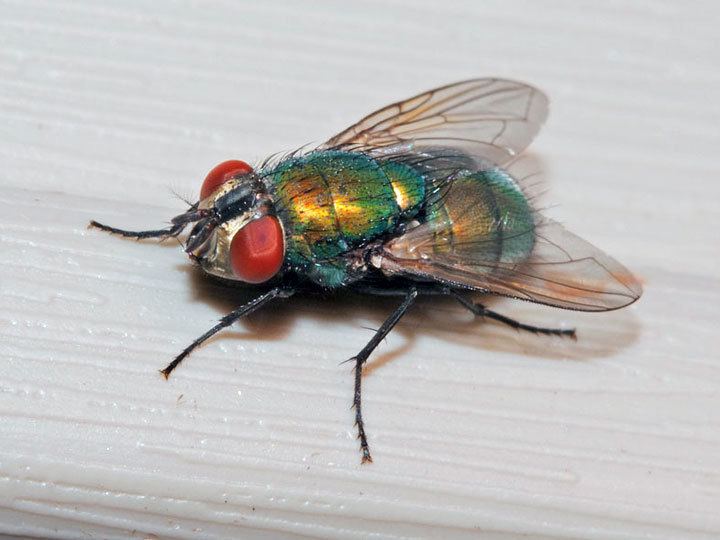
[161,287,295,379]
[349,287,418,463]
[89,220,184,240]
[450,290,576,338]
[89,205,206,240]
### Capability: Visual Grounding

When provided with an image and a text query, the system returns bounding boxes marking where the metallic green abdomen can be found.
[427,167,535,265]
[268,150,424,285]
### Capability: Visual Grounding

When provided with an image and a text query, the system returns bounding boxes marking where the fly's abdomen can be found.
[268,150,425,284]
[426,167,535,267]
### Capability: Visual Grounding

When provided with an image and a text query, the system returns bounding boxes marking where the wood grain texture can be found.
[1,1,719,538]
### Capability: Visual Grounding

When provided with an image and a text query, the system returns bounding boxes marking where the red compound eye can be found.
[200,160,253,199]
[229,215,284,284]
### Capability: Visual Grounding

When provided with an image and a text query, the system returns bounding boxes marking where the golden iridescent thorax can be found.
[267,150,426,285]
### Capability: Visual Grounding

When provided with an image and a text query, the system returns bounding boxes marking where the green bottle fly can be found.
[89,79,642,463]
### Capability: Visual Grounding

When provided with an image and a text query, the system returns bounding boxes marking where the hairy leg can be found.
[89,219,185,240]
[161,287,295,379]
[449,290,576,338]
[349,287,418,463]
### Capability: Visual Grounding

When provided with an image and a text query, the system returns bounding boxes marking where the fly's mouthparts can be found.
[184,218,217,255]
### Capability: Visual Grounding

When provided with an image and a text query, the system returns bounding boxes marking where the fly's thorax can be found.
[266,150,426,286]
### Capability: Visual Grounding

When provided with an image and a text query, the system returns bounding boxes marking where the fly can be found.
[89,79,643,463]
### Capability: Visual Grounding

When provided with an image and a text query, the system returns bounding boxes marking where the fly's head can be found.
[175,160,285,284]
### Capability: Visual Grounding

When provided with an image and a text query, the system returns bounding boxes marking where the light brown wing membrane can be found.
[324,79,549,167]
[326,79,641,310]
[377,217,643,312]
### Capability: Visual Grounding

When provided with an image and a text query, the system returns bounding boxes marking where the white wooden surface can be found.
[1,1,719,538]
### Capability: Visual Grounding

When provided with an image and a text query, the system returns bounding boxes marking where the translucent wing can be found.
[323,79,549,167]
[373,167,642,312]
